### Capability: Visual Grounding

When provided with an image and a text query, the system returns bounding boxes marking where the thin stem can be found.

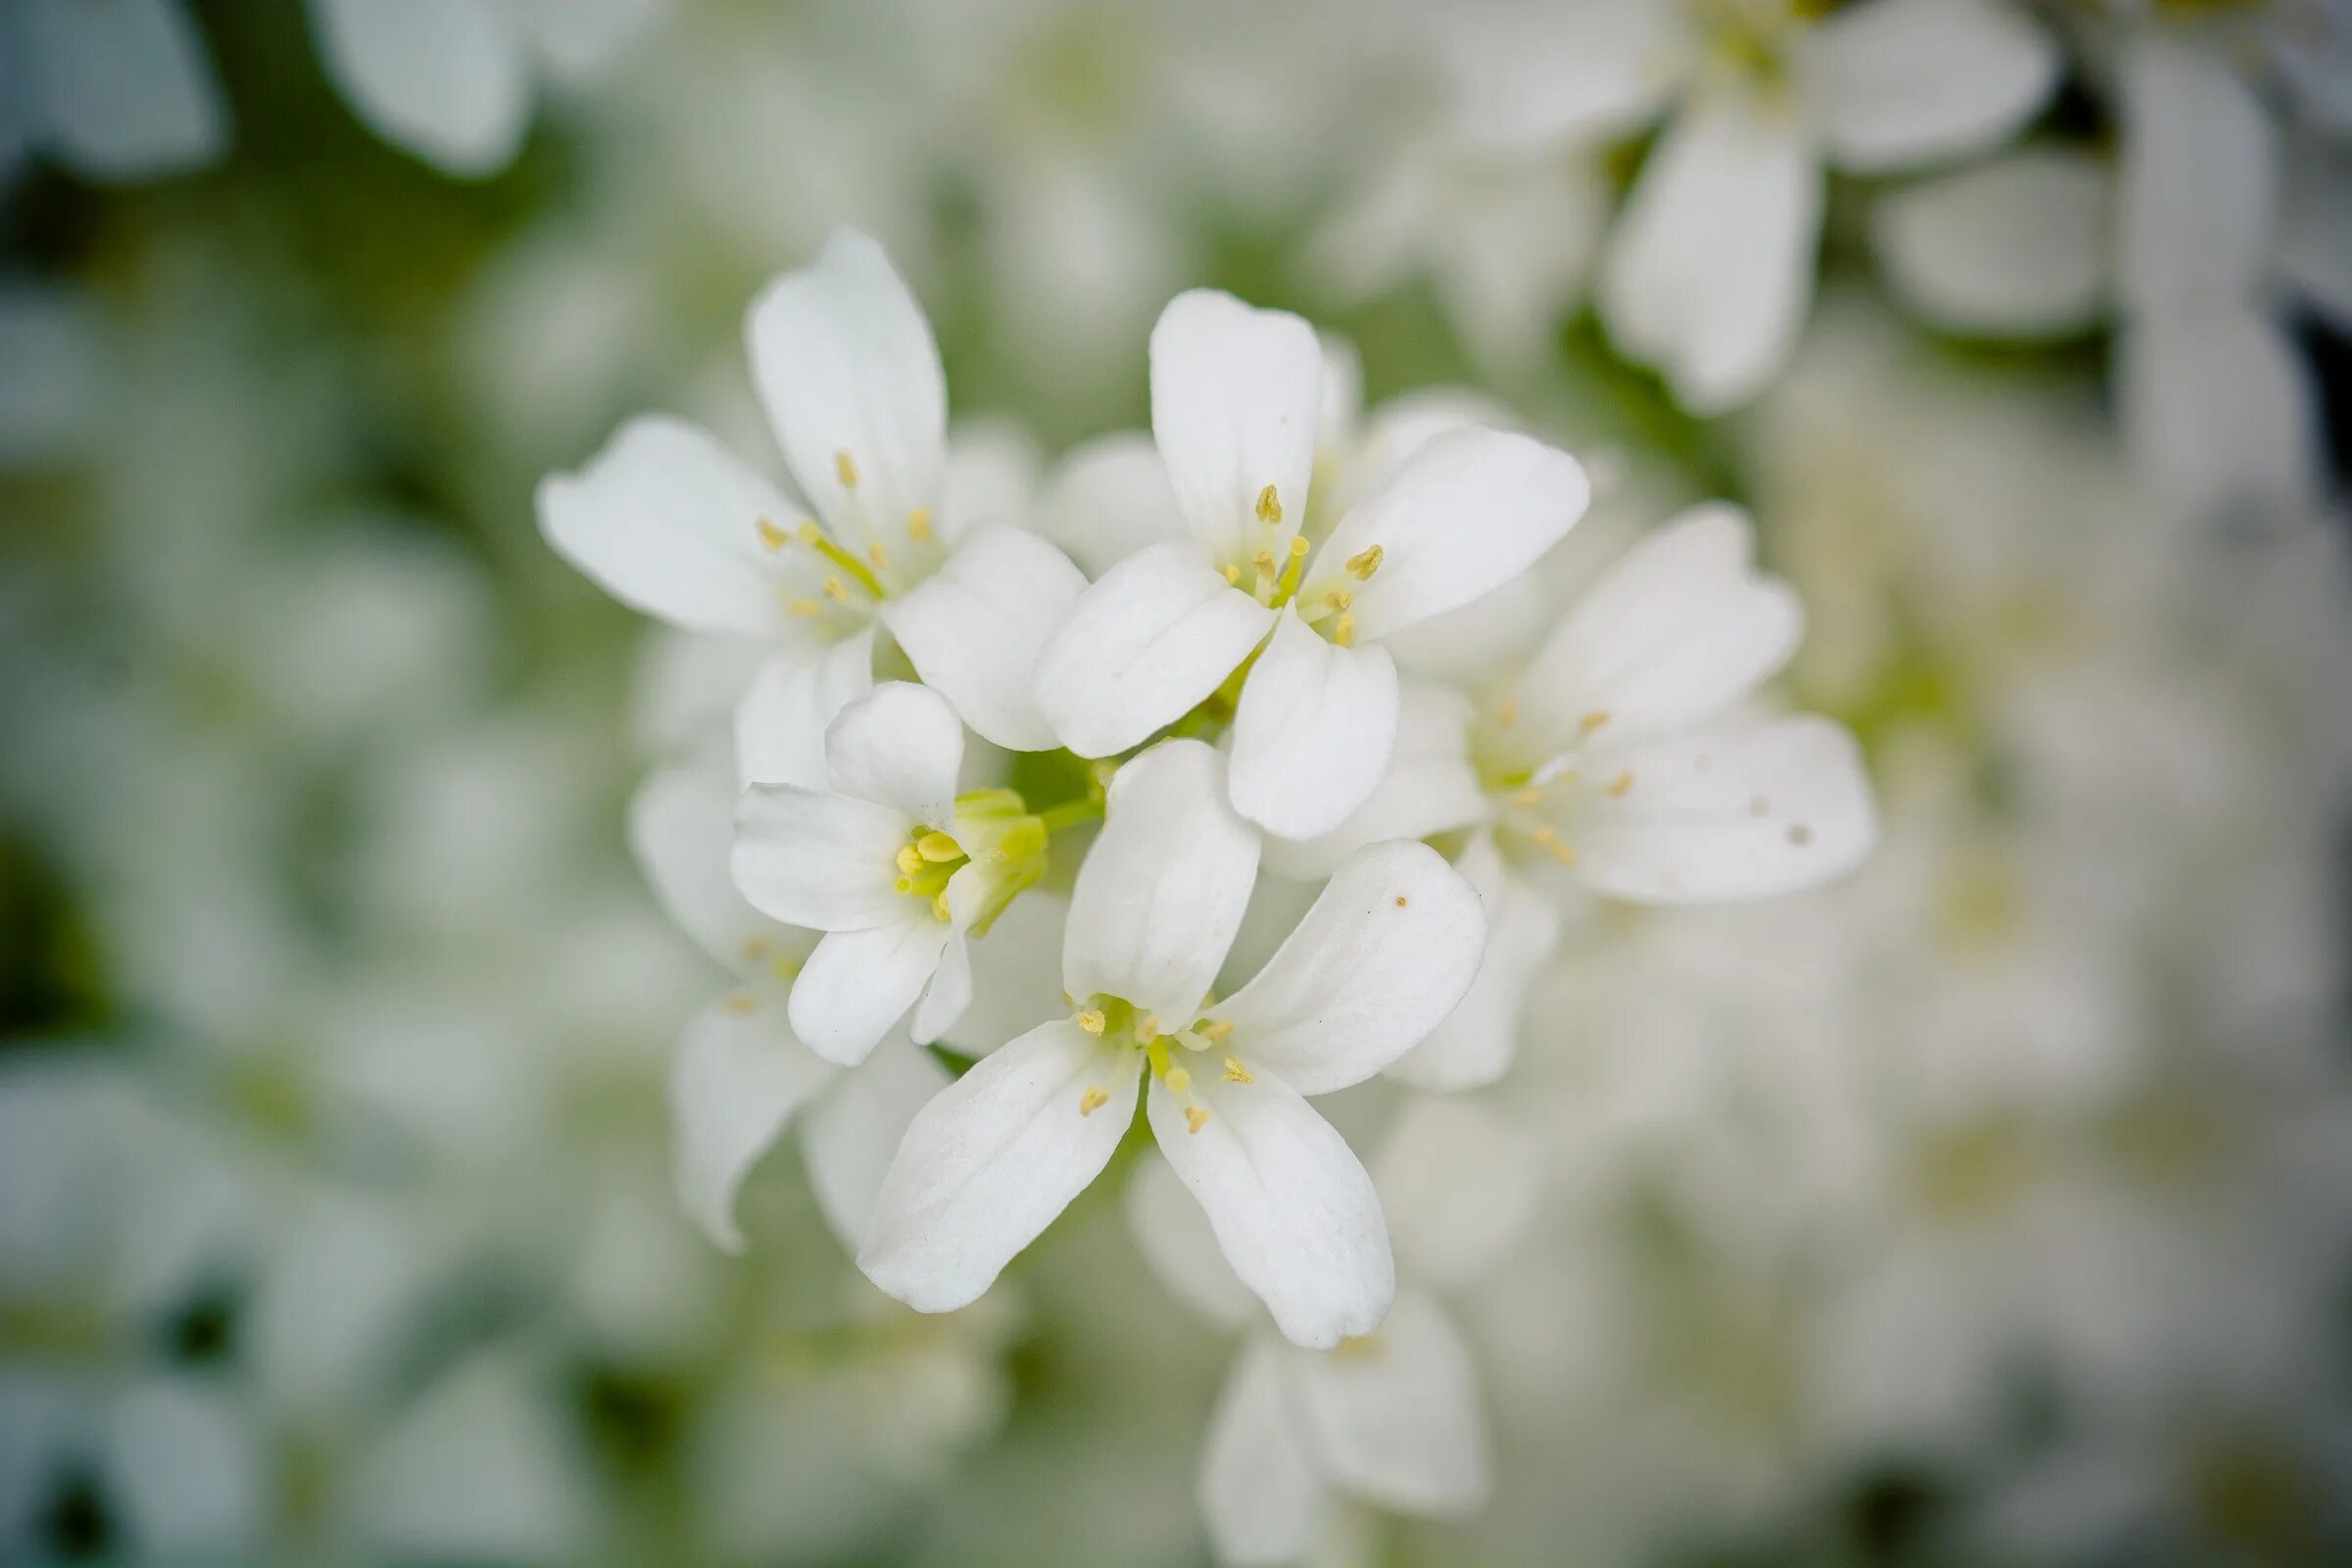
[1036,798,1102,834]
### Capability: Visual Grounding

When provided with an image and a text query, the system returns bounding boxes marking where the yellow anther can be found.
[742,935,770,960]
[1222,1057,1252,1084]
[1197,1017,1234,1045]
[1496,698,1519,727]
[725,991,758,1015]
[785,598,822,617]
[768,956,801,983]
[1163,1065,1192,1094]
[897,845,925,876]
[931,890,953,922]
[1531,825,1580,867]
[867,540,890,569]
[906,508,934,542]
[1185,1105,1211,1135]
[1252,548,1277,575]
[798,520,825,546]
[915,831,963,862]
[834,450,859,488]
[1333,1334,1385,1361]
[1222,563,1243,586]
[1079,1086,1109,1116]
[822,574,851,602]
[1580,709,1611,734]
[1254,483,1283,524]
[1135,1012,1160,1043]
[894,875,914,894]
[1395,896,1408,907]
[1324,587,1352,612]
[1332,614,1355,647]
[1345,544,1384,579]
[757,517,789,551]
[1607,770,1635,798]
[1076,1008,1106,1035]
[1512,787,1543,808]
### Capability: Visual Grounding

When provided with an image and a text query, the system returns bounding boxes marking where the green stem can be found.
[1036,798,1102,834]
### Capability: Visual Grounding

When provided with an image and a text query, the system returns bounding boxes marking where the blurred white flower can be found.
[0,0,226,186]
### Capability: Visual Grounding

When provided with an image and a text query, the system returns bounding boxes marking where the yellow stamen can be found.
[785,597,822,617]
[867,540,890,569]
[1332,614,1355,647]
[1136,1012,1159,1043]
[1222,563,1243,586]
[1222,1057,1252,1084]
[1079,1086,1109,1116]
[725,991,758,1015]
[1254,483,1283,524]
[1345,544,1384,580]
[930,890,953,922]
[821,574,850,602]
[1580,709,1611,734]
[768,956,801,983]
[834,449,858,488]
[1163,1065,1192,1094]
[896,845,925,876]
[1273,534,1308,602]
[915,831,963,862]
[894,875,914,894]
[757,517,789,551]
[742,935,770,960]
[1197,1017,1234,1045]
[1076,1008,1106,1035]
[1186,1105,1210,1135]
[1324,586,1352,612]
[906,508,934,542]
[1531,825,1579,867]
[1512,787,1543,808]
[1607,770,1635,798]
[1497,698,1519,727]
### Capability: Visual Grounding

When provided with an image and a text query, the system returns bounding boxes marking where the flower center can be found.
[1067,996,1250,1134]
[893,828,969,922]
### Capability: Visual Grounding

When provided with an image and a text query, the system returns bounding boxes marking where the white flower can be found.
[857,739,1486,1348]
[0,0,226,185]
[630,742,948,1254]
[1034,289,1590,839]
[1440,0,2058,410]
[1127,1097,1544,1564]
[538,228,1088,751]
[305,0,664,176]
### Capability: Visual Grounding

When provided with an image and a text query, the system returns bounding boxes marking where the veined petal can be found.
[1370,1096,1545,1288]
[1124,1152,1260,1328]
[800,1035,951,1251]
[1033,431,1190,578]
[1387,837,1558,1092]
[732,631,875,792]
[1292,1290,1490,1515]
[1261,681,1492,880]
[1600,94,1824,413]
[858,1019,1142,1312]
[1034,541,1276,758]
[909,933,971,1046]
[1210,840,1485,1096]
[788,916,954,1067]
[1511,504,1803,752]
[732,785,909,931]
[671,990,838,1252]
[24,0,228,181]
[823,680,962,830]
[1228,612,1401,841]
[2119,305,2319,528]
[1150,289,1323,567]
[2118,35,2275,309]
[880,526,1087,751]
[1874,151,2110,338]
[1063,740,1260,1025]
[1308,428,1591,643]
[1801,0,2058,174]
[1200,1336,1328,1568]
[747,229,946,546]
[307,0,528,176]
[537,415,814,637]
[628,754,810,973]
[1565,713,1877,903]
[1147,1070,1394,1349]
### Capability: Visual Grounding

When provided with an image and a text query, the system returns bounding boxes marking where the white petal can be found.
[2119,305,2319,527]
[1200,1336,1328,1568]
[536,415,813,637]
[1292,1290,1489,1515]
[1440,0,1686,152]
[1034,541,1276,758]
[1150,289,1323,567]
[858,1019,1142,1312]
[1801,0,2058,173]
[22,0,227,181]
[1567,713,1877,903]
[936,418,1041,549]
[880,526,1087,751]
[1873,150,2110,337]
[1386,839,1558,1092]
[1210,840,1485,1096]
[1308,427,1591,643]
[307,0,529,176]
[0,283,108,468]
[1599,95,1824,413]
[631,628,768,757]
[1227,612,1401,841]
[1261,681,1492,880]
[788,916,954,1067]
[732,785,909,931]
[910,933,971,1046]
[1032,430,1190,578]
[746,229,946,544]
[1124,1152,1259,1328]
[1148,1070,1394,1349]
[800,1036,951,1251]
[671,991,837,1252]
[1063,739,1260,1024]
[103,1379,262,1556]
[732,631,876,792]
[628,754,807,971]
[1370,1097,1545,1288]
[512,0,662,83]
[1510,504,1803,751]
[935,890,1071,1057]
[822,680,962,829]
[2118,35,2276,308]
